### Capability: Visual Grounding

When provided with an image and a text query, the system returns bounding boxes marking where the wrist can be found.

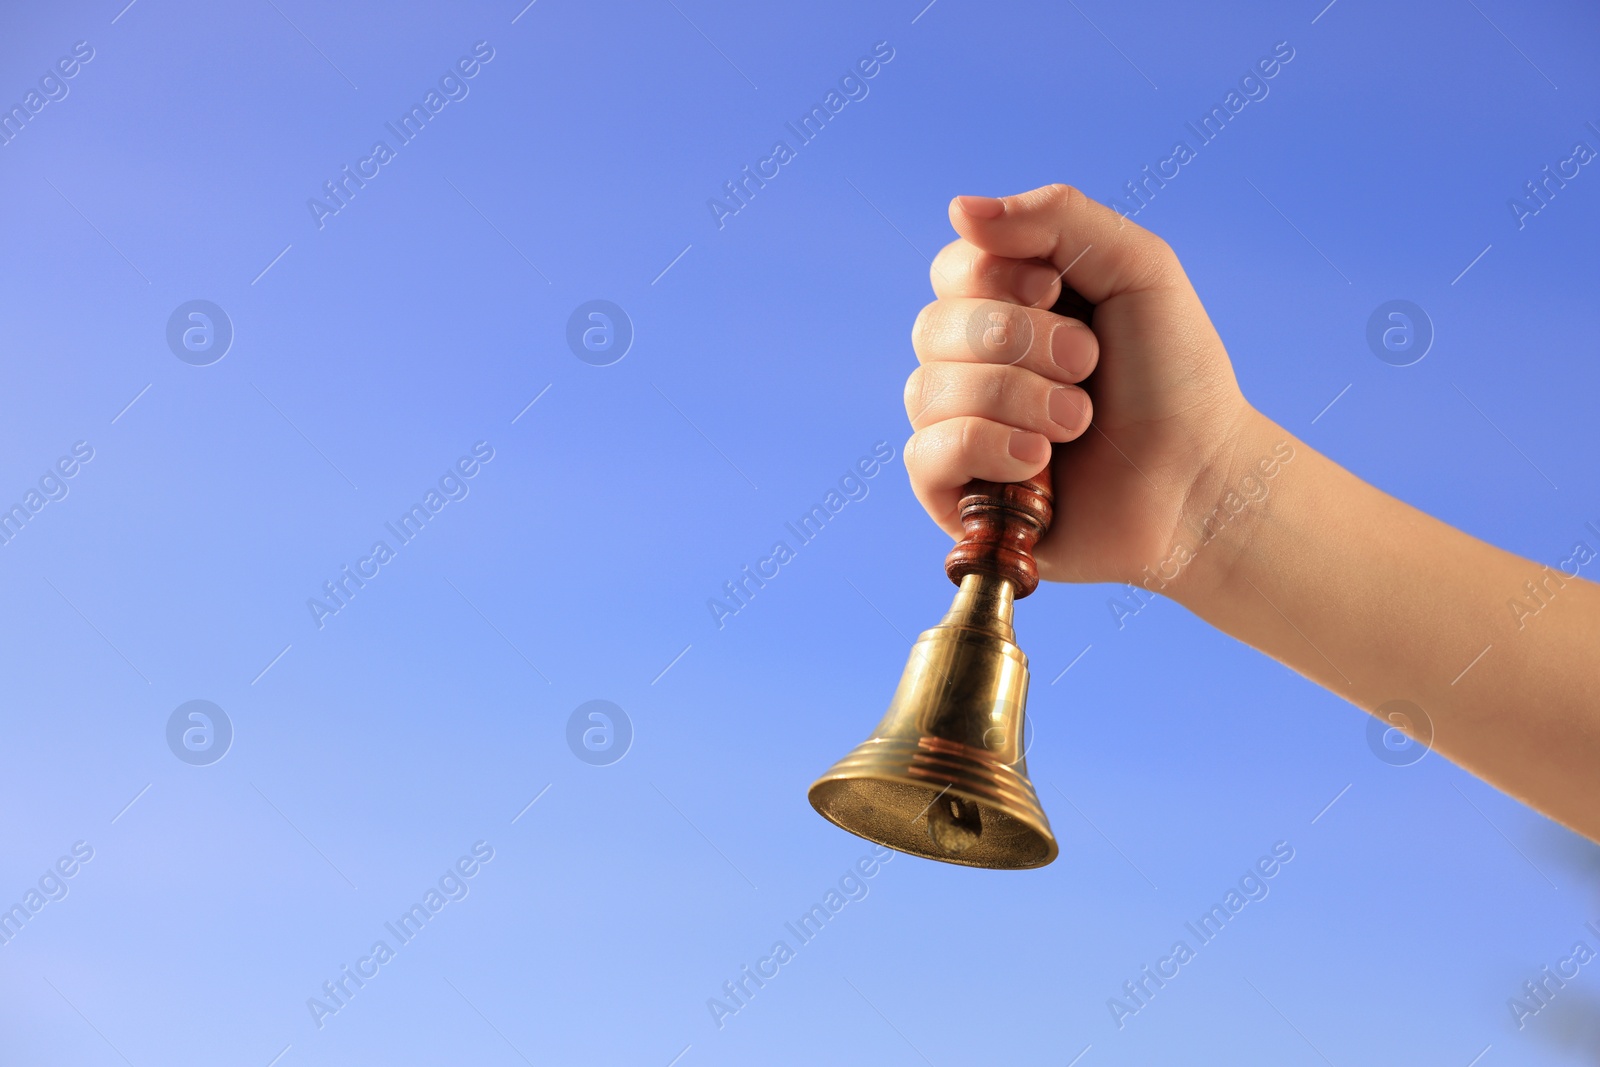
[1137,406,1289,607]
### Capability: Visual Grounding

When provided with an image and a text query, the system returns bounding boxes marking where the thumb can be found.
[948,184,1181,305]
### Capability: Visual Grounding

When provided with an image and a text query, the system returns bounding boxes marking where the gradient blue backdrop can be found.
[2,0,1598,1064]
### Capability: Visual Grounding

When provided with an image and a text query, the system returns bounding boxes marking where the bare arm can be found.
[1177,411,1600,838]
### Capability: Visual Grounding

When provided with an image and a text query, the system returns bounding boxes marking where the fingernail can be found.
[1051,323,1090,377]
[956,195,1005,220]
[1049,387,1086,431]
[1008,429,1049,464]
[1013,264,1056,308]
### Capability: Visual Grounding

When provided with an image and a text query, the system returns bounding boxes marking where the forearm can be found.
[1169,409,1600,837]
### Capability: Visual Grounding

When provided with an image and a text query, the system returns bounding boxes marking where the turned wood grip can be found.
[944,472,1053,597]
[941,286,1094,600]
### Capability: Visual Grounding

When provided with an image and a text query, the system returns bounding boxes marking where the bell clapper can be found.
[926,792,982,855]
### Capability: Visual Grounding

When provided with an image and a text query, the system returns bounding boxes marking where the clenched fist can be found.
[904,183,1255,593]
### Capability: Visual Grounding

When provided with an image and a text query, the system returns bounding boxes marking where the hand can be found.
[904,183,1258,591]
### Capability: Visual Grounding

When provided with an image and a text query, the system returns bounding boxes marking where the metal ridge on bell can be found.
[808,471,1060,870]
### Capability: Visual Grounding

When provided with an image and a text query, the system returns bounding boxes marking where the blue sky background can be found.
[2,0,1599,1063]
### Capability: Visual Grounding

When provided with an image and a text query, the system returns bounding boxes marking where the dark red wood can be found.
[943,471,1053,597]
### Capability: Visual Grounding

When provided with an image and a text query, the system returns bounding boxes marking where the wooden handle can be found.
[941,286,1094,600]
[943,471,1053,597]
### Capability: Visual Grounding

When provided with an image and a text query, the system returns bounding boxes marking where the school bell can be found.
[808,470,1059,869]
[807,288,1094,870]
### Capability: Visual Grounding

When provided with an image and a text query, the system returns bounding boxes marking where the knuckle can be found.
[904,427,946,474]
[955,416,984,462]
[902,366,928,415]
[931,243,977,292]
[977,365,1007,409]
[1043,183,1085,214]
[1007,366,1047,420]
[902,364,934,419]
[974,253,1010,290]
[933,237,970,271]
[1138,237,1182,288]
[902,431,922,466]
[1144,232,1179,269]
[902,432,930,478]
[910,301,940,350]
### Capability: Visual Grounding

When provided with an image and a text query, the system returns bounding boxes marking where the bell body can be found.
[808,572,1058,869]
[808,293,1090,869]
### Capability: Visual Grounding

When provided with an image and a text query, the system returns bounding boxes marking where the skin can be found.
[905,183,1600,842]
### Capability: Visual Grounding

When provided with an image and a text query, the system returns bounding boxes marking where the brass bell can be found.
[809,471,1059,869]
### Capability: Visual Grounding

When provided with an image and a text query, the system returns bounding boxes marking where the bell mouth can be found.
[807,738,1058,870]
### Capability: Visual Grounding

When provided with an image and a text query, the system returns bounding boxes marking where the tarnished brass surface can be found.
[808,573,1057,869]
